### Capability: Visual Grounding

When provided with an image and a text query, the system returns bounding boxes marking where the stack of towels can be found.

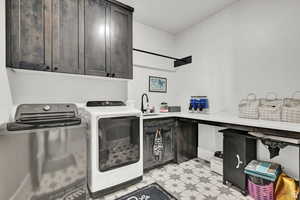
[244,160,281,182]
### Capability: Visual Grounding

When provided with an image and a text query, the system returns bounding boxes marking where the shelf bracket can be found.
[133,48,192,68]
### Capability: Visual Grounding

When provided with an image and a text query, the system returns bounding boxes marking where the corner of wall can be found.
[0,0,13,123]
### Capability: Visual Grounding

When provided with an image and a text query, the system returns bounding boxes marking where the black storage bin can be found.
[220,129,257,194]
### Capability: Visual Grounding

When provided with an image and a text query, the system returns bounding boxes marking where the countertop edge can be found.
[142,112,300,134]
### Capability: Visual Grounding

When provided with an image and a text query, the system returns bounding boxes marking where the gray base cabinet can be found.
[175,119,198,164]
[143,118,199,170]
[143,119,176,170]
[6,0,133,79]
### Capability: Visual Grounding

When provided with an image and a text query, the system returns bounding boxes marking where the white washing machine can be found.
[80,101,143,198]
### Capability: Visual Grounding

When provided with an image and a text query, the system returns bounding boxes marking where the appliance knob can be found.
[43,105,51,111]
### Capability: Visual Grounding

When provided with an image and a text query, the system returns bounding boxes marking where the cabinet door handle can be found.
[106,73,110,77]
[54,67,58,71]
[236,154,243,169]
[111,73,115,77]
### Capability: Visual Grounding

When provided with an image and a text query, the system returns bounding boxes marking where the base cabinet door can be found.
[143,119,176,170]
[221,129,257,193]
[175,119,198,164]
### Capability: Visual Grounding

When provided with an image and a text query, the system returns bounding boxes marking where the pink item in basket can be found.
[248,179,274,200]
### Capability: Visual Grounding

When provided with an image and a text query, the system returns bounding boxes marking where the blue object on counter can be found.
[189,96,209,112]
[190,98,198,111]
[199,97,209,109]
[195,99,201,110]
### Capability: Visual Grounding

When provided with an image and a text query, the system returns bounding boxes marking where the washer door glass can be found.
[98,116,140,172]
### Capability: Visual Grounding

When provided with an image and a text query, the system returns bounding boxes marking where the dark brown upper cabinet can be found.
[52,0,84,74]
[6,0,134,79]
[6,0,51,72]
[110,4,133,79]
[84,0,110,77]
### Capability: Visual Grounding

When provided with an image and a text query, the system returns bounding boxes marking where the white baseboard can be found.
[197,147,214,161]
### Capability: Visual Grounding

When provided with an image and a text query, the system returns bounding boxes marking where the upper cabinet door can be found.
[7,0,51,71]
[84,0,110,77]
[110,5,133,79]
[6,0,134,78]
[52,0,84,74]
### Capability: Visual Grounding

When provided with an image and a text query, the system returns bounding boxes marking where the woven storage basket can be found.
[259,93,283,121]
[282,92,300,123]
[248,176,274,200]
[239,93,260,119]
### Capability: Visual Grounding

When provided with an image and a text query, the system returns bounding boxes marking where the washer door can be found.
[98,116,140,172]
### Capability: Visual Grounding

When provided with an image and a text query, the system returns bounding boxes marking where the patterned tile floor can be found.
[93,159,253,200]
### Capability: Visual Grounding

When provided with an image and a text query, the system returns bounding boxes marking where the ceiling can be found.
[119,0,239,35]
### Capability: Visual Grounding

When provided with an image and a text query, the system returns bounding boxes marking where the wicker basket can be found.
[239,93,260,119]
[282,92,300,123]
[259,93,283,121]
[248,175,274,200]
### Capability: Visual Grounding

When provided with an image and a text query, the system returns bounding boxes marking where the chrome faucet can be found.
[141,93,149,113]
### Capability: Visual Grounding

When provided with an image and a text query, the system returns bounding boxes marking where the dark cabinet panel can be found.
[175,119,198,164]
[84,0,110,76]
[221,129,256,193]
[52,0,83,74]
[143,119,176,170]
[6,0,134,79]
[7,0,51,71]
[143,118,199,170]
[110,5,133,79]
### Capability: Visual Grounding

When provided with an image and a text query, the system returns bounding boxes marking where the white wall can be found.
[133,21,175,70]
[0,0,12,122]
[175,0,300,114]
[128,21,177,109]
[8,70,127,104]
[175,0,300,178]
[197,124,224,161]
